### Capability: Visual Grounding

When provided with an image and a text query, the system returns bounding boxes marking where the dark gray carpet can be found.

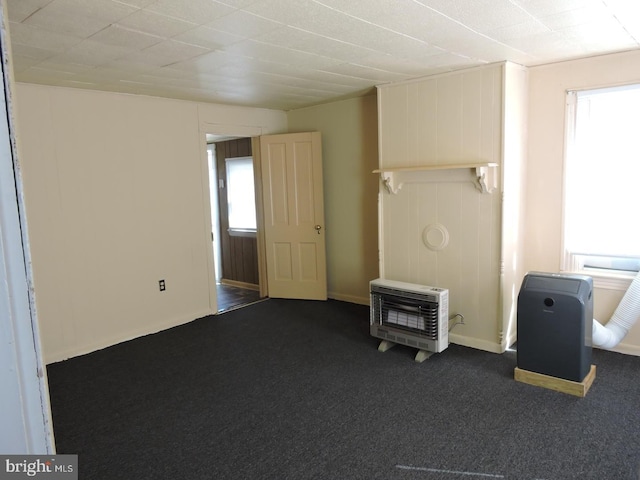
[46,299,640,480]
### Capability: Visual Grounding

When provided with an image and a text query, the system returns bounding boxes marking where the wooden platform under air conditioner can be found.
[514,365,596,397]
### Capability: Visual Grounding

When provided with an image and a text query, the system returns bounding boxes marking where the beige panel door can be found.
[260,132,327,300]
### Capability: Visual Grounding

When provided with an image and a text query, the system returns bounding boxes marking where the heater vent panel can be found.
[370,279,449,354]
[378,296,439,339]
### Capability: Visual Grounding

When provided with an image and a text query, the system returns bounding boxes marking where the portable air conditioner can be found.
[370,278,449,361]
[517,272,593,382]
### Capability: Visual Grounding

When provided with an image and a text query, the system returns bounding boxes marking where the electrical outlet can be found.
[159,279,166,292]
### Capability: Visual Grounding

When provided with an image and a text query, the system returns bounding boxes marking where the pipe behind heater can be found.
[592,270,640,348]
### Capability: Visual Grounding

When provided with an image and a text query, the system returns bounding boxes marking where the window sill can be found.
[563,269,634,291]
[228,228,257,238]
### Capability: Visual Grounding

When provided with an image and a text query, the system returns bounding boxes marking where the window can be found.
[225,156,256,235]
[563,84,640,287]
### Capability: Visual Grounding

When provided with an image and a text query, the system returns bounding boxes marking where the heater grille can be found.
[374,294,439,340]
[370,279,449,354]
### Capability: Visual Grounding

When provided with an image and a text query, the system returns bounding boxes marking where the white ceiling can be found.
[7,0,640,111]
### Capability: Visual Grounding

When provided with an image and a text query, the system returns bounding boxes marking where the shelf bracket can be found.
[375,163,498,195]
[380,171,402,194]
[474,165,497,194]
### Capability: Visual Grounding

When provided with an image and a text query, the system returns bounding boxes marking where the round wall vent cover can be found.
[422,223,450,251]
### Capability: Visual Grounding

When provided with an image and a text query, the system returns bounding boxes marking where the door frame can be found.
[251,136,269,298]
[0,7,55,452]
[199,123,268,313]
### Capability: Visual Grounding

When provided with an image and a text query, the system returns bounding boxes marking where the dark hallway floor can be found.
[216,283,262,313]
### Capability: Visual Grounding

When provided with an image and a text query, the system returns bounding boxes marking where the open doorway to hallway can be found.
[207,136,264,313]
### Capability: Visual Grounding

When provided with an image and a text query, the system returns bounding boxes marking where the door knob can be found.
[315,225,322,234]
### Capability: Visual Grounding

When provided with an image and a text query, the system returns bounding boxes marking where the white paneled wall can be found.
[377,62,528,352]
[381,179,501,346]
[378,65,501,168]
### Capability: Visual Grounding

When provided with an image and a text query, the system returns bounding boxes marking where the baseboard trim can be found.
[595,342,640,357]
[45,308,214,364]
[328,291,370,306]
[448,333,504,354]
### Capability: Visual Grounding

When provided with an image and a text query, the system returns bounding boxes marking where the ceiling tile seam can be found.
[108,23,165,41]
[153,53,395,87]
[225,38,345,68]
[109,0,151,10]
[128,68,323,90]
[312,0,536,63]
[115,12,200,39]
[311,0,442,48]
[113,6,217,38]
[87,23,166,45]
[252,66,385,88]
[244,70,373,90]
[506,0,554,33]
[10,44,61,64]
[65,80,97,86]
[237,4,435,65]
[303,3,462,63]
[17,5,48,25]
[9,24,86,55]
[23,63,91,76]
[137,40,215,60]
[234,70,361,90]
[342,61,423,77]
[253,31,395,67]
[600,1,640,45]
[119,79,166,87]
[234,75,355,95]
[158,46,384,87]
[159,48,271,70]
[237,82,341,96]
[224,8,287,29]
[172,27,247,54]
[314,66,406,83]
[200,41,398,83]
[246,33,459,75]
[234,8,448,71]
[281,24,449,65]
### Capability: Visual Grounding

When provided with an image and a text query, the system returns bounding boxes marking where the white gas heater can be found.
[370,278,449,362]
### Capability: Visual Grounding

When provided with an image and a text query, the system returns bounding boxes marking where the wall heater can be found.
[370,278,449,362]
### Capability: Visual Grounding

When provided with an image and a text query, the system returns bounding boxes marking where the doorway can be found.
[207,135,263,313]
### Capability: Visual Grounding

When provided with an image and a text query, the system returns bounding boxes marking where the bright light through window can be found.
[564,84,640,277]
[225,156,256,231]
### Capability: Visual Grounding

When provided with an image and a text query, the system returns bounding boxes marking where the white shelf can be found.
[373,162,498,194]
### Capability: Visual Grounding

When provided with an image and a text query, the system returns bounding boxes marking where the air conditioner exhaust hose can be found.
[592,270,640,348]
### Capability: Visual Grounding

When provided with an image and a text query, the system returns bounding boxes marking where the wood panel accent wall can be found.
[214,138,259,287]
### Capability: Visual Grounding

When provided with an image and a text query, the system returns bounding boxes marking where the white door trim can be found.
[0,4,55,453]
[198,123,267,311]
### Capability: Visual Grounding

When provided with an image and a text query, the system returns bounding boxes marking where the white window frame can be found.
[224,156,257,237]
[561,84,640,291]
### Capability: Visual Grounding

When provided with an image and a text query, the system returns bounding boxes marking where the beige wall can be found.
[526,49,640,356]
[15,83,287,363]
[287,95,380,304]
